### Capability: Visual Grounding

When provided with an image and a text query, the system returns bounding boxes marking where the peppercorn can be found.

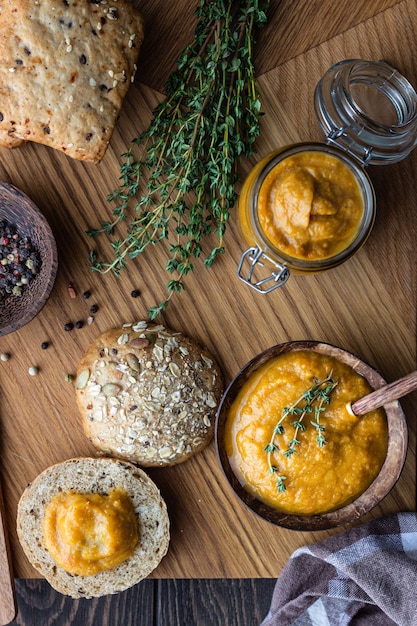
[82,290,91,299]
[64,322,74,331]
[28,366,39,376]
[75,320,84,329]
[41,341,49,350]
[131,289,141,298]
[89,304,98,314]
[0,219,41,298]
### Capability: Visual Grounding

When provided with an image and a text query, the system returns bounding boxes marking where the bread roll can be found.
[16,457,169,598]
[76,321,224,466]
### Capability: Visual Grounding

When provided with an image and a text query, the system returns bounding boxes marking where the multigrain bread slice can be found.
[16,457,170,598]
[0,0,144,163]
[76,321,224,467]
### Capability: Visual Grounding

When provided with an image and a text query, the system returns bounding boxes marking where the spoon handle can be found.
[0,481,16,625]
[350,370,417,416]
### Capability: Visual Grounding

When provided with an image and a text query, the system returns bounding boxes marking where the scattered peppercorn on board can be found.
[0,0,415,580]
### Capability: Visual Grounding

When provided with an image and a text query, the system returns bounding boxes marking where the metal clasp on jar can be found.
[237,246,290,293]
[326,127,374,166]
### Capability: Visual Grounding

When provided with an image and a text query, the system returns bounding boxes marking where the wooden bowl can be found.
[0,182,58,335]
[215,340,408,531]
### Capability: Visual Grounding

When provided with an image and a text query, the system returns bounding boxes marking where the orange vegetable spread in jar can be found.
[225,351,388,515]
[257,151,364,260]
[43,488,139,576]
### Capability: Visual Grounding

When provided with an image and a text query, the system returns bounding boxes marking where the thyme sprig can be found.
[88,0,270,319]
[264,373,338,492]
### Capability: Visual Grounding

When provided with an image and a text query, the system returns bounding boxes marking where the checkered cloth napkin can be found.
[260,513,417,626]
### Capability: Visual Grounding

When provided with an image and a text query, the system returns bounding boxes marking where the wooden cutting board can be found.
[0,0,415,579]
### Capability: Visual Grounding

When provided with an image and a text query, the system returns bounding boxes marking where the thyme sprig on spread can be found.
[88,0,270,319]
[264,373,338,493]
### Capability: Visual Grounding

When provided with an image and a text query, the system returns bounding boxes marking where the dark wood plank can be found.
[9,579,276,625]
[10,579,154,626]
[156,579,276,626]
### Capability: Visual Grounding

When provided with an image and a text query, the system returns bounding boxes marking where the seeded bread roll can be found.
[0,0,144,163]
[76,321,224,466]
[16,457,169,598]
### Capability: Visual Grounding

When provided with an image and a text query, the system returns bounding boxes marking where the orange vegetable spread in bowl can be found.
[43,488,139,576]
[224,350,388,516]
[257,151,364,260]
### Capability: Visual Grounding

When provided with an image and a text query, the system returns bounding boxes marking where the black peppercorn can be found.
[82,290,91,299]
[64,322,74,331]
[89,304,98,314]
[41,341,49,350]
[131,290,140,298]
[75,320,84,329]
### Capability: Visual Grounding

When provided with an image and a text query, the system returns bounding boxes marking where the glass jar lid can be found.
[314,59,417,165]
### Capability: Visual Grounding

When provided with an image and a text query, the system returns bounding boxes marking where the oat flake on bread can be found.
[16,457,170,598]
[76,321,224,466]
[0,0,144,162]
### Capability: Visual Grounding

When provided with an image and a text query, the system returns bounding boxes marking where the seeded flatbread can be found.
[17,457,170,598]
[0,0,144,163]
[76,321,224,466]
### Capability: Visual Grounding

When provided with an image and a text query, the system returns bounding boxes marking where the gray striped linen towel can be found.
[261,513,417,626]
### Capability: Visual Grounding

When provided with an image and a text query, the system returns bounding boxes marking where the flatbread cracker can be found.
[0,0,144,163]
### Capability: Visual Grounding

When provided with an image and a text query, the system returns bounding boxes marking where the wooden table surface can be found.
[0,0,416,612]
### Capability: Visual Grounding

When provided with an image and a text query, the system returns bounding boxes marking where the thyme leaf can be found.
[88,0,271,318]
[265,373,338,493]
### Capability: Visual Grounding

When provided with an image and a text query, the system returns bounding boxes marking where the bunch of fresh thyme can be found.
[88,0,270,319]
[264,373,338,493]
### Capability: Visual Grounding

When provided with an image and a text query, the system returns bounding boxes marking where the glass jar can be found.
[237,59,417,293]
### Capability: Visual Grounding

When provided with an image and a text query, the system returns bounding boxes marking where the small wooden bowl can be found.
[0,182,58,336]
[215,340,408,531]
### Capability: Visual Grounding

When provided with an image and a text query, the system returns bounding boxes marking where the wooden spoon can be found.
[0,480,16,625]
[349,370,417,416]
